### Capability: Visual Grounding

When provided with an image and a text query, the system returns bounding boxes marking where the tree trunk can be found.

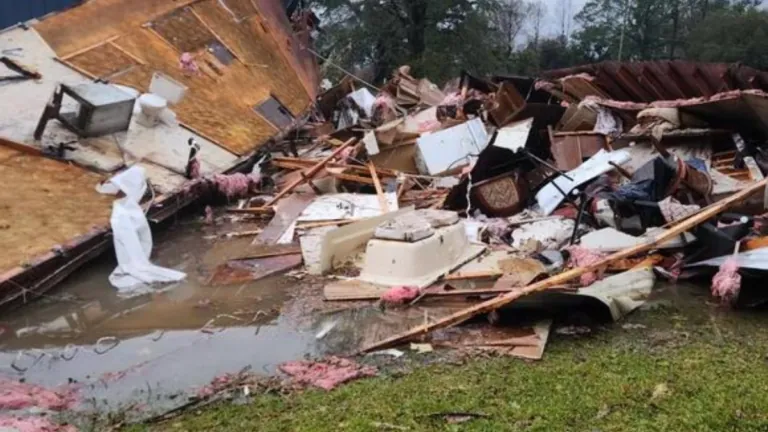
[407,0,428,63]
[669,0,680,58]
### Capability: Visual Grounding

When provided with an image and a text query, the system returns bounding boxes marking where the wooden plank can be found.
[262,138,357,208]
[369,162,390,213]
[444,271,503,281]
[272,158,398,178]
[254,193,315,245]
[360,177,768,353]
[329,172,375,185]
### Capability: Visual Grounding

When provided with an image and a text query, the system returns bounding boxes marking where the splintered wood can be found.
[0,143,112,274]
[361,177,768,352]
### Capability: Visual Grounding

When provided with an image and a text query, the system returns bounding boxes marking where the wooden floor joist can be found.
[360,178,768,353]
[261,138,357,208]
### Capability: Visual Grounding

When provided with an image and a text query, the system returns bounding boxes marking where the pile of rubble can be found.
[202,61,768,358]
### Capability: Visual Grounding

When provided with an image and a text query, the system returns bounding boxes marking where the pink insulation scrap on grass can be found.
[279,357,377,391]
[0,416,77,432]
[565,246,607,287]
[196,373,238,399]
[379,286,420,305]
[0,378,79,412]
[712,258,742,305]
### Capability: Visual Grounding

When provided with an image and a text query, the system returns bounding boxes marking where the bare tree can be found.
[531,1,546,47]
[491,0,533,56]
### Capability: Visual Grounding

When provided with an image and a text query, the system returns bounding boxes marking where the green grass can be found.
[128,289,768,431]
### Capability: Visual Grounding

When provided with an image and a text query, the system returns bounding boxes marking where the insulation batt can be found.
[380,286,420,304]
[565,245,607,287]
[711,258,742,304]
[0,378,79,411]
[279,357,377,391]
[211,173,261,199]
[0,416,77,432]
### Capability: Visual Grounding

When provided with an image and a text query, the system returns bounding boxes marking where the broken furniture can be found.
[34,83,136,140]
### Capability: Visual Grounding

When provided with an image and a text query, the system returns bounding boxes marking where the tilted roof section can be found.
[34,0,319,155]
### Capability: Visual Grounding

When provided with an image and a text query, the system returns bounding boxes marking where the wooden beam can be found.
[330,172,375,185]
[360,177,768,353]
[369,162,389,213]
[261,138,357,208]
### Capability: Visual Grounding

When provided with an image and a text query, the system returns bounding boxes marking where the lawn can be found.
[128,286,768,431]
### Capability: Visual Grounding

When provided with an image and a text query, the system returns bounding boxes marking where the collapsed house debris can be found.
[211,58,768,359]
[6,1,768,422]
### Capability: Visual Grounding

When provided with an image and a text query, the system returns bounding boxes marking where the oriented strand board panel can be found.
[67,42,139,79]
[193,1,310,115]
[112,28,277,154]
[0,144,112,274]
[151,7,217,54]
[253,0,319,99]
[35,0,313,155]
[35,0,198,58]
[218,0,257,20]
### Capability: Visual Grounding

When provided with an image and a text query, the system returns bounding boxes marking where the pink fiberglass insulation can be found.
[0,416,77,432]
[196,373,237,399]
[279,357,377,391]
[380,286,420,305]
[211,173,260,199]
[712,258,741,305]
[204,205,214,225]
[335,146,355,164]
[0,378,79,411]
[566,246,607,287]
[179,52,199,75]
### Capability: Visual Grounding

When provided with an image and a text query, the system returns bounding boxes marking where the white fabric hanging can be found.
[98,166,186,291]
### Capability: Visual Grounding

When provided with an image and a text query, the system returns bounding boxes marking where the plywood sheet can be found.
[111,28,277,155]
[35,0,197,58]
[67,42,139,79]
[0,144,112,274]
[193,1,309,114]
[151,6,217,54]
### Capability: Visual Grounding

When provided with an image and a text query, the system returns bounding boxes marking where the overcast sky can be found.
[539,0,588,37]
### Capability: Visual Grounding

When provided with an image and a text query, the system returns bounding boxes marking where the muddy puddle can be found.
[0,215,446,420]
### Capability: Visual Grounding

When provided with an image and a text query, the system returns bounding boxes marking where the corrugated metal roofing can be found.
[542,61,768,103]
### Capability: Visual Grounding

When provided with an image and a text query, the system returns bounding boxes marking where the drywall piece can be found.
[358,221,486,288]
[415,117,489,175]
[318,207,415,274]
[493,118,533,153]
[580,227,696,253]
[298,193,399,222]
[363,131,379,155]
[511,218,575,250]
[536,149,631,215]
[347,88,376,117]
